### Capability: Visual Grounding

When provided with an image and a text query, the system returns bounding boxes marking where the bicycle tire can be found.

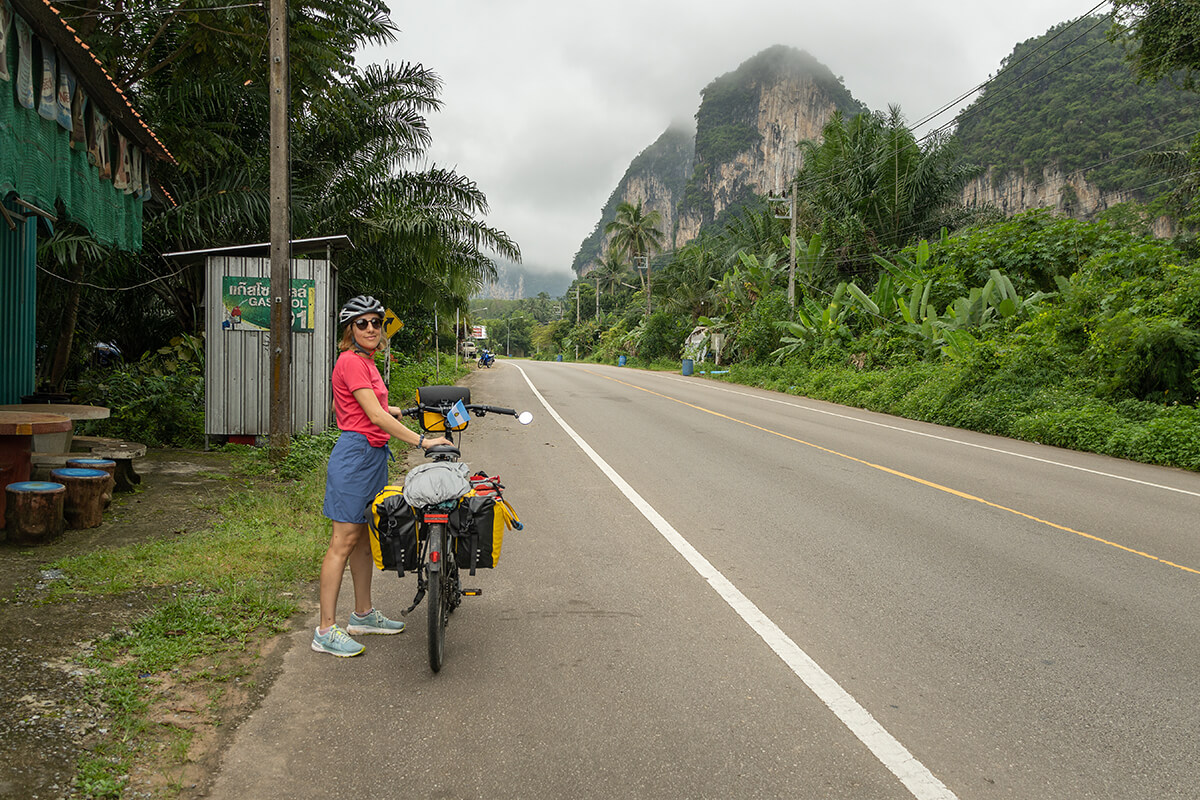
[427,523,448,672]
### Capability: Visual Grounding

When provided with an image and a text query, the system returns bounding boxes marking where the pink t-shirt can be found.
[332,349,389,447]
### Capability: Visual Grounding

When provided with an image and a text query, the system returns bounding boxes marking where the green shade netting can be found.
[0,19,143,250]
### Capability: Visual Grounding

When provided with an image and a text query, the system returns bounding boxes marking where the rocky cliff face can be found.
[570,126,693,276]
[960,167,1131,218]
[573,46,863,275]
[674,66,861,247]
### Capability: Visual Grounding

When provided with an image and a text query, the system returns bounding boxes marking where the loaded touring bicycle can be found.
[368,386,532,672]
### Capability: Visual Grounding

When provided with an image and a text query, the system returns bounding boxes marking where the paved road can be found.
[208,360,1200,800]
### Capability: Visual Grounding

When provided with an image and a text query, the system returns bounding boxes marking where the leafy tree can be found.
[604,200,665,314]
[1110,0,1200,88]
[656,239,722,320]
[52,0,517,367]
[713,199,791,268]
[592,253,635,298]
[957,16,1200,197]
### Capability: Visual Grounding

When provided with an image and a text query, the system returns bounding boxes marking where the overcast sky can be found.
[360,0,1104,280]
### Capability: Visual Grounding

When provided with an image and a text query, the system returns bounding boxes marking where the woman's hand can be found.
[421,436,451,449]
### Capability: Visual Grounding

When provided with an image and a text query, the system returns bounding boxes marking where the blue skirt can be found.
[323,432,390,524]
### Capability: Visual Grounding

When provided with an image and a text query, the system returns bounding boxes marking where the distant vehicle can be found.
[460,341,477,358]
[478,350,495,368]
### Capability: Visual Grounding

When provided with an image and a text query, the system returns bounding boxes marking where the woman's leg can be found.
[348,527,374,615]
[319,520,366,630]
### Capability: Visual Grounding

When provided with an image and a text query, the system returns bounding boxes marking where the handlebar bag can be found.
[368,485,420,576]
[415,385,472,432]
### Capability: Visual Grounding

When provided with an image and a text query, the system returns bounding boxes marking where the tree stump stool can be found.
[50,468,112,529]
[4,481,66,544]
[65,458,117,508]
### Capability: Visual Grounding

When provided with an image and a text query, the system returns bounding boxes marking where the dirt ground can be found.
[0,449,294,800]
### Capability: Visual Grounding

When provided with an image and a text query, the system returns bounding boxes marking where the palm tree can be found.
[593,253,632,297]
[658,239,722,321]
[605,199,665,314]
[71,9,518,348]
[794,106,978,279]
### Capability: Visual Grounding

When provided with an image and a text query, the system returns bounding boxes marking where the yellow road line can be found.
[585,368,1199,576]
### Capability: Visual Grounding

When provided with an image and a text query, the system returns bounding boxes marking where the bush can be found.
[75,367,205,448]
[735,292,790,363]
[638,311,689,361]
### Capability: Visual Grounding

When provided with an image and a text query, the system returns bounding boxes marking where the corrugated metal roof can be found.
[163,236,355,264]
[9,0,175,164]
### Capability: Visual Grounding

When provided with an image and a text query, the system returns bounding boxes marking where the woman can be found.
[313,295,450,657]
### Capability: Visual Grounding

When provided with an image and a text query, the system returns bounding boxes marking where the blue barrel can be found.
[618,355,626,367]
[681,358,694,376]
[556,354,563,362]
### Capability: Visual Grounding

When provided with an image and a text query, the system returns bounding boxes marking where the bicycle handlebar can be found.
[398,403,519,418]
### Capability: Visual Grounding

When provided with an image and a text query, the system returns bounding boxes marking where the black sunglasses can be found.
[353,317,383,330]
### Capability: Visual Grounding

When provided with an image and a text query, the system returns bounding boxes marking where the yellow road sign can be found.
[383,308,404,339]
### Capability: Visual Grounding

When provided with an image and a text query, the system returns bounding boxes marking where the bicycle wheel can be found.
[427,523,448,672]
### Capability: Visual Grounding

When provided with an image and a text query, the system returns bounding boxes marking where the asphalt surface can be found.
[207,360,1200,800]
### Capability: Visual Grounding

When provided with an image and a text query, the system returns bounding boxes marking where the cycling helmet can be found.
[339,295,385,325]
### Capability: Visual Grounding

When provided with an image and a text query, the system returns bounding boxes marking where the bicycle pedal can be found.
[462,588,483,597]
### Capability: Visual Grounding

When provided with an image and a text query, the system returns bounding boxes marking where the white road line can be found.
[516,364,959,800]
[655,374,1200,499]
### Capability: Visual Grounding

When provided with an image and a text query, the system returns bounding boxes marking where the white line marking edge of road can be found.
[515,364,959,800]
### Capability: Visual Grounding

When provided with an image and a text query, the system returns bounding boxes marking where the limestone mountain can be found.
[570,125,694,277]
[954,16,1200,222]
[575,20,1200,278]
[571,45,864,276]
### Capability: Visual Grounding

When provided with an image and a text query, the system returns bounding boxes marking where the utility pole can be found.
[788,177,798,311]
[643,254,652,316]
[595,274,599,320]
[576,285,580,324]
[267,0,290,461]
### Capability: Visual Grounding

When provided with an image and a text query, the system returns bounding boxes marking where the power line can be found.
[910,0,1113,134]
[37,260,194,291]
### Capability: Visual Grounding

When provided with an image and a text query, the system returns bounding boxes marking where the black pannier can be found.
[368,486,420,576]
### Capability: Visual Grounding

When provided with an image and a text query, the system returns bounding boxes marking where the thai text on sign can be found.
[221,277,316,331]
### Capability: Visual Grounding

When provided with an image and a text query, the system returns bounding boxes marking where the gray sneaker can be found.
[311,625,365,657]
[347,608,406,635]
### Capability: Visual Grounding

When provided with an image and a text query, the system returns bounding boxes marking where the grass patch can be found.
[51,355,469,798]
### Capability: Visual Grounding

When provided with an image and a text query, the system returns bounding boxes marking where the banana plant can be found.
[772,283,852,361]
[873,234,940,290]
[844,272,902,328]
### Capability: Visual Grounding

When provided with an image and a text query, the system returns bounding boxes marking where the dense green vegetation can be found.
[1110,0,1200,89]
[796,106,981,279]
[36,0,516,394]
[954,15,1200,195]
[537,201,1200,471]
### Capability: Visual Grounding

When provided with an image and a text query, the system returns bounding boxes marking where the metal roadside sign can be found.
[383,308,404,339]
